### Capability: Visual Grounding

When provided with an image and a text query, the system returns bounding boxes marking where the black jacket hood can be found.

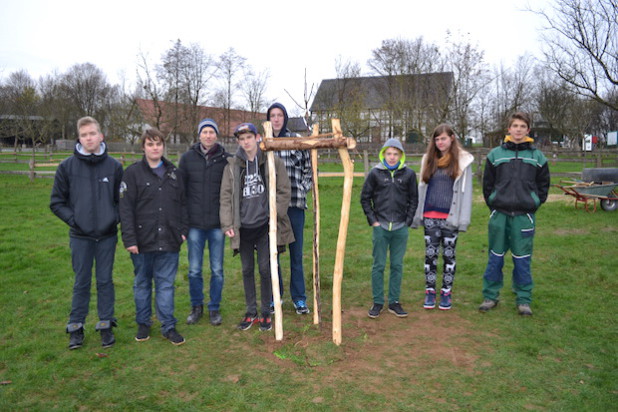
[267,102,289,137]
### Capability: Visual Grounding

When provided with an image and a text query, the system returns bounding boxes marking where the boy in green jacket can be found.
[479,112,550,316]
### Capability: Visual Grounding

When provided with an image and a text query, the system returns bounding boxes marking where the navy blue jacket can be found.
[50,143,123,240]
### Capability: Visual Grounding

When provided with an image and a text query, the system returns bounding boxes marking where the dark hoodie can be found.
[266,103,312,209]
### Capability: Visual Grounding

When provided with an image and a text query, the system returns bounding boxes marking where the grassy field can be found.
[0,155,617,410]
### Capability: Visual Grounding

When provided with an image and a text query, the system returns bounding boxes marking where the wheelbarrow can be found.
[554,181,618,212]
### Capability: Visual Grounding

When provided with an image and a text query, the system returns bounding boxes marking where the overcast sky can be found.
[0,0,551,116]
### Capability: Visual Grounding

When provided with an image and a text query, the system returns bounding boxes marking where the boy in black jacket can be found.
[120,128,188,345]
[360,138,418,319]
[179,118,230,326]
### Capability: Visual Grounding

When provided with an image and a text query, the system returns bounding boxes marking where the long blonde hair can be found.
[421,124,461,184]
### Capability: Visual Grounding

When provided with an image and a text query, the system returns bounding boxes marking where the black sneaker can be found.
[135,324,150,342]
[209,310,222,326]
[259,314,272,331]
[186,305,203,325]
[164,328,186,346]
[368,303,383,318]
[237,313,258,330]
[100,328,115,348]
[479,299,499,312]
[388,302,409,318]
[68,328,84,350]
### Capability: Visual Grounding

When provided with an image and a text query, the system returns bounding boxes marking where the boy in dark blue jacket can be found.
[50,116,123,350]
[361,138,418,319]
[479,112,550,316]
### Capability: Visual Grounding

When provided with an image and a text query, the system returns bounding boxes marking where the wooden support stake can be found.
[264,121,283,341]
[260,135,356,151]
[310,123,321,325]
[332,119,354,346]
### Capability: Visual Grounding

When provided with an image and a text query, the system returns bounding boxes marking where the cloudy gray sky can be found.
[0,0,550,114]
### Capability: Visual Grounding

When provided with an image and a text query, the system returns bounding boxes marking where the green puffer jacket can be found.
[482,139,550,216]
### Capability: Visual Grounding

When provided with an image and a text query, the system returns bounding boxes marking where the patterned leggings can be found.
[424,218,459,290]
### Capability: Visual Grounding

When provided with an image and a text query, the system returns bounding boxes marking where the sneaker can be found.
[163,328,186,346]
[439,289,452,310]
[269,299,284,314]
[135,324,150,342]
[423,288,436,309]
[517,304,533,316]
[388,302,409,318]
[100,328,115,348]
[294,300,310,315]
[479,299,499,312]
[259,314,272,331]
[368,303,383,319]
[209,310,222,326]
[68,328,84,350]
[237,313,258,330]
[186,305,203,325]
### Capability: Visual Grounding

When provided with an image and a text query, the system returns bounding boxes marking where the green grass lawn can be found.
[0,160,617,410]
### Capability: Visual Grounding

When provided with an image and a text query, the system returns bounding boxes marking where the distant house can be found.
[135,99,266,143]
[310,72,453,143]
[286,116,311,136]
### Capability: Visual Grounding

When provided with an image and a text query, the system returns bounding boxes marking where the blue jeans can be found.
[276,207,307,303]
[68,235,117,326]
[131,252,179,334]
[187,228,225,310]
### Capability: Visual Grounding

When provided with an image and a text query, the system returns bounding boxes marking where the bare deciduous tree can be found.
[533,0,618,110]
[240,68,270,118]
[216,47,246,137]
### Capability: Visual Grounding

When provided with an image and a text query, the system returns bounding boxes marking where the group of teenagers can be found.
[50,106,550,350]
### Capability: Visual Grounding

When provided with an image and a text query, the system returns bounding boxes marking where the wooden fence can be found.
[1,147,617,182]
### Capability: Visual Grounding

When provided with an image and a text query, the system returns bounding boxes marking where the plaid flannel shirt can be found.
[276,132,312,209]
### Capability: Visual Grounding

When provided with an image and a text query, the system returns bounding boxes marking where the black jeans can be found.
[239,225,272,316]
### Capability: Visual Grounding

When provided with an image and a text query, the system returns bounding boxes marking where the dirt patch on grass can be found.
[261,307,492,398]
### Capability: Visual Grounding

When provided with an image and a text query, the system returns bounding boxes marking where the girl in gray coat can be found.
[412,124,474,310]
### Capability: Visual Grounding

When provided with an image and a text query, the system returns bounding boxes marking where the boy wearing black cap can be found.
[179,118,230,326]
[219,123,294,331]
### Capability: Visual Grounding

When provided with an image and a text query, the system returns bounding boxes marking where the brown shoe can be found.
[517,304,533,316]
[479,299,499,312]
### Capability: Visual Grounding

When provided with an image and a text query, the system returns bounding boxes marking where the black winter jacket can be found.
[119,157,188,253]
[178,143,230,230]
[360,164,418,229]
[50,143,123,240]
